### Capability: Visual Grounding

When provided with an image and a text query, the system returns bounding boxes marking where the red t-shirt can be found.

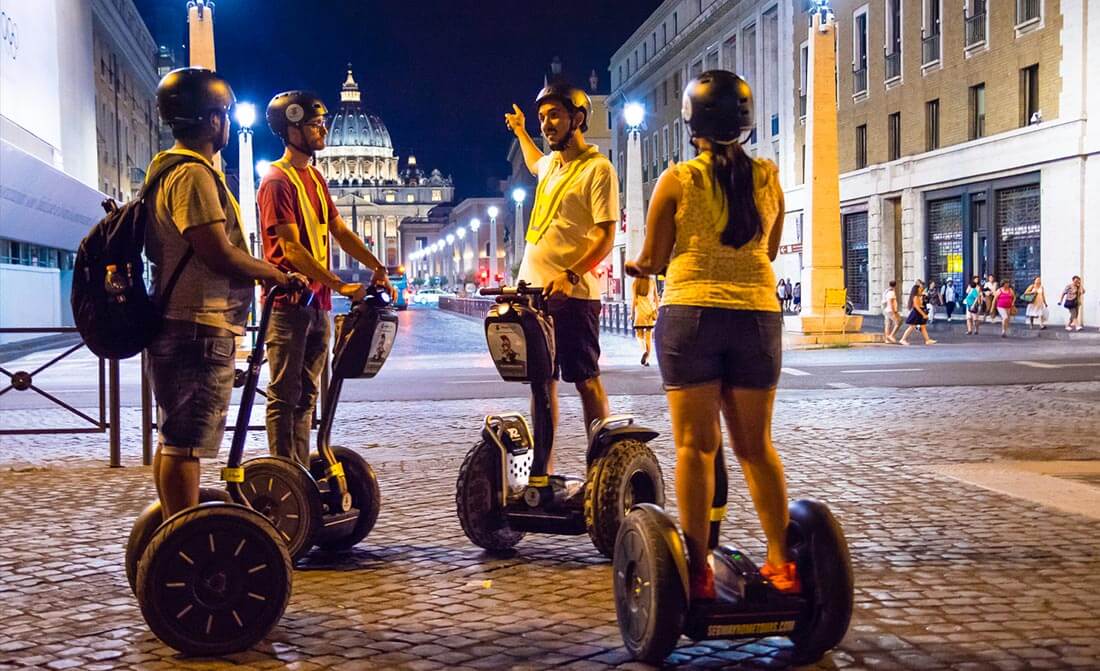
[257,164,336,310]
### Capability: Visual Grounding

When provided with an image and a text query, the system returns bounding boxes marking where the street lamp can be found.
[512,188,527,283]
[623,102,646,302]
[235,102,260,331]
[624,102,645,130]
[255,160,272,179]
[486,206,499,286]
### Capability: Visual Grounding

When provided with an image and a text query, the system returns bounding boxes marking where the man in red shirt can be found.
[259,90,390,465]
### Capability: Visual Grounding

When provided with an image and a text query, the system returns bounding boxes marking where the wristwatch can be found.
[565,269,581,285]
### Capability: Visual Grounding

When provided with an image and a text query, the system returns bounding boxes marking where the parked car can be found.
[413,288,456,305]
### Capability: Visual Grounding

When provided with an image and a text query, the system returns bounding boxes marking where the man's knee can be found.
[574,375,605,397]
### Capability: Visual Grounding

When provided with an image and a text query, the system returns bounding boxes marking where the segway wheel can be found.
[613,507,686,663]
[241,457,323,563]
[456,441,524,551]
[787,499,854,664]
[309,446,381,551]
[586,439,665,557]
[125,487,230,595]
[135,503,292,656]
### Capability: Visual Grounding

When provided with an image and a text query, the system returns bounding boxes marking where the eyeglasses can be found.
[303,120,327,131]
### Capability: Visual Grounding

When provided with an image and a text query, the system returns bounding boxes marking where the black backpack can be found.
[71,155,207,360]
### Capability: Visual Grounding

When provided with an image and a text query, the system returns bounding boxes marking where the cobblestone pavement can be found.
[1,382,1099,669]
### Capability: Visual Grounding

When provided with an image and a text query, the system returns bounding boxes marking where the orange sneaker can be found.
[761,561,802,594]
[689,562,716,602]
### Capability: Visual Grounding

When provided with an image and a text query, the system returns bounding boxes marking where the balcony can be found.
[885,51,901,81]
[853,67,868,95]
[966,2,987,47]
[1017,0,1040,24]
[922,32,941,66]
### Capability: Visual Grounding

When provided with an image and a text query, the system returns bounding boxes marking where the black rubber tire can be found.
[241,457,323,564]
[455,441,524,551]
[125,487,229,595]
[135,503,292,656]
[310,446,381,551]
[586,439,665,557]
[612,507,686,664]
[787,499,854,664]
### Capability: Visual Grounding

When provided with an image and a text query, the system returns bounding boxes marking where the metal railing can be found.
[885,51,902,81]
[922,32,941,65]
[852,67,868,95]
[440,296,636,336]
[966,4,987,46]
[1017,0,1040,24]
[0,327,119,465]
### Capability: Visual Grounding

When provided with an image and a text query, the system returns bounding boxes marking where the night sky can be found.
[133,0,663,198]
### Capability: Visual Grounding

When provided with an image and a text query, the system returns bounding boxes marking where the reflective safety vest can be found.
[525,146,599,245]
[271,158,329,266]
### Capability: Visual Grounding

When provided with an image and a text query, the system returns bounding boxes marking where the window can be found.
[652,132,659,174]
[1016,0,1040,24]
[855,124,867,169]
[799,42,808,118]
[643,42,648,63]
[431,189,442,202]
[618,152,624,189]
[1021,64,1039,126]
[969,83,986,139]
[889,112,902,160]
[662,126,670,164]
[672,120,682,162]
[406,193,415,203]
[673,11,678,34]
[618,65,623,86]
[885,0,902,80]
[385,192,396,203]
[925,99,940,151]
[966,0,987,47]
[722,36,736,71]
[691,58,704,78]
[662,23,667,46]
[673,71,681,97]
[662,79,668,107]
[853,7,869,94]
[922,0,942,65]
[706,49,719,71]
[642,136,649,181]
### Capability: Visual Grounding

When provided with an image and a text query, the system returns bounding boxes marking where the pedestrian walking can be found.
[1022,276,1048,329]
[983,273,998,323]
[942,280,957,322]
[993,280,1016,337]
[881,280,901,343]
[899,283,936,345]
[1059,276,1085,331]
[964,277,982,335]
[793,281,801,313]
[625,71,799,598]
[926,280,942,323]
[784,278,793,312]
[631,276,657,366]
[777,280,788,312]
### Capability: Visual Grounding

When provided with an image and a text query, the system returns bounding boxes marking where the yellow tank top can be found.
[661,153,783,312]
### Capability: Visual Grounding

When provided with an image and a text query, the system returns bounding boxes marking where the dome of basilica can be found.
[325,68,392,150]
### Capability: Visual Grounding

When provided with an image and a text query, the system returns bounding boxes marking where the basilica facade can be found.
[315,68,454,274]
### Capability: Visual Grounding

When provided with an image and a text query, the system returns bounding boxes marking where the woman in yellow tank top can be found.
[626,71,798,599]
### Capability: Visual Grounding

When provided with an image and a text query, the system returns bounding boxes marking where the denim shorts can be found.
[147,321,237,459]
[548,298,602,384]
[655,306,782,390]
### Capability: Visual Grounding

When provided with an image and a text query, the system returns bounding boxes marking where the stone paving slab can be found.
[1,383,1099,669]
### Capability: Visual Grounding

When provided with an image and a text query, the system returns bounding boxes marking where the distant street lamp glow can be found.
[487,205,499,219]
[624,102,645,129]
[512,187,526,203]
[234,102,256,129]
[446,234,455,245]
[256,160,272,178]
[456,228,466,239]
[469,218,481,231]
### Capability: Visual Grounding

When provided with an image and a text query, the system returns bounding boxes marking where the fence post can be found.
[141,352,152,466]
[109,358,121,468]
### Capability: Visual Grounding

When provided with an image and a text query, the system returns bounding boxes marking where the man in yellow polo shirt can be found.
[504,82,620,487]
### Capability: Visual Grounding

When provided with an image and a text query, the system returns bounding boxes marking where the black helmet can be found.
[266,91,329,140]
[156,67,235,128]
[535,82,592,132]
[681,70,754,144]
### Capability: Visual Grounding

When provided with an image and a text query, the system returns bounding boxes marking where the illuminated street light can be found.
[469,218,481,231]
[234,102,256,129]
[624,102,645,129]
[256,160,271,178]
[487,205,499,219]
[446,234,455,245]
[512,187,526,204]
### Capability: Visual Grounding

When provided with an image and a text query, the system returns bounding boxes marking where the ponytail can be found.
[713,141,763,249]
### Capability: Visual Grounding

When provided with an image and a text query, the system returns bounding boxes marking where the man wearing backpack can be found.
[259,91,392,466]
[146,68,296,518]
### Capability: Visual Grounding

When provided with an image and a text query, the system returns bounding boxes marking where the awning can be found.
[0,139,106,251]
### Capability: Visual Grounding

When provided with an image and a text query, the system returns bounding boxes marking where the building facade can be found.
[315,68,455,274]
[426,197,511,289]
[609,0,1098,325]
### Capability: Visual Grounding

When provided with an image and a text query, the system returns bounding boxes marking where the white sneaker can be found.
[925,339,937,345]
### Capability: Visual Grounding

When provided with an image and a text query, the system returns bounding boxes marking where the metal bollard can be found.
[141,352,152,466]
[109,358,121,467]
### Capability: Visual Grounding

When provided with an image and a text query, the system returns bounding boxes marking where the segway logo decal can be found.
[706,620,796,637]
[487,323,527,380]
[363,320,397,377]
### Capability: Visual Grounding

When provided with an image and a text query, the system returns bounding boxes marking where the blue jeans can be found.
[265,304,330,465]
[147,321,237,458]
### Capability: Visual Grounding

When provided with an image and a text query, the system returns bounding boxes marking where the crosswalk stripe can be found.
[781,367,811,376]
[840,368,923,374]
[1015,361,1061,369]
[827,382,854,389]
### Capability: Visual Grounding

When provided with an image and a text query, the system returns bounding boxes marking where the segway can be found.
[240,286,394,562]
[456,282,664,557]
[612,449,854,664]
[124,283,307,656]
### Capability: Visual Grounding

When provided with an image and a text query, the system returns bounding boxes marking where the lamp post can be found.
[446,233,456,287]
[623,102,646,301]
[456,227,467,286]
[470,218,481,284]
[235,102,260,330]
[511,187,527,284]
[486,205,499,286]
